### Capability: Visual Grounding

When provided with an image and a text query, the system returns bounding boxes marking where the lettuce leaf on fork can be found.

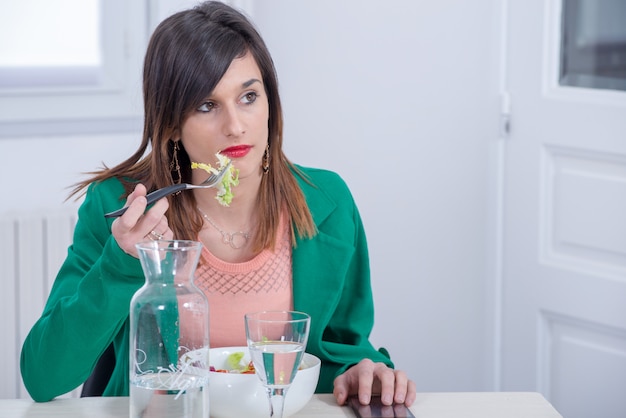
[191,153,239,206]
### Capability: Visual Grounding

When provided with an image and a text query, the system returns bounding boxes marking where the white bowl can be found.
[209,346,321,418]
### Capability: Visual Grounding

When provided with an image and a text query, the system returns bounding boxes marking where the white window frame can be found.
[543,0,626,106]
[0,0,257,138]
[0,0,148,137]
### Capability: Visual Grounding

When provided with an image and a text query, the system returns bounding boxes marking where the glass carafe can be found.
[130,240,209,418]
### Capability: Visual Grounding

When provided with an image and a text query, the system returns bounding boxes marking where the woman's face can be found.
[180,52,269,183]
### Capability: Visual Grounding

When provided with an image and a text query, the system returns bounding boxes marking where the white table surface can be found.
[0,392,563,417]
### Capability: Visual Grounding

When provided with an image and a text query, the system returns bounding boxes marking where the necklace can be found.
[197,207,250,250]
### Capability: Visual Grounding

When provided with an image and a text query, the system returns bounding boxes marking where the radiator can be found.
[0,209,79,399]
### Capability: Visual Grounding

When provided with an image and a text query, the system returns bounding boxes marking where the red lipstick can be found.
[220,145,252,159]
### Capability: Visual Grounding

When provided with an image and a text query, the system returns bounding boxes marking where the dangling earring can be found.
[262,143,270,173]
[170,141,182,184]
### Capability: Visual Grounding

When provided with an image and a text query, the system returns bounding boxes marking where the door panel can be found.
[541,313,626,418]
[502,1,626,417]
[543,146,626,280]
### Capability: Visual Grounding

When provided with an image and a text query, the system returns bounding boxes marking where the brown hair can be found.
[70,1,316,250]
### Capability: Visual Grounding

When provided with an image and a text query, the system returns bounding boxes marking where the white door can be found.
[501,1,626,418]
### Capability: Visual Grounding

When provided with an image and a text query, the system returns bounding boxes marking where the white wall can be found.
[253,1,501,391]
[0,0,501,396]
[0,133,138,212]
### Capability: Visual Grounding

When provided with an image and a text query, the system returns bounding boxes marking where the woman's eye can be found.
[241,92,258,105]
[197,102,215,112]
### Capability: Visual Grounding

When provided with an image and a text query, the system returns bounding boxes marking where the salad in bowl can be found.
[208,346,320,418]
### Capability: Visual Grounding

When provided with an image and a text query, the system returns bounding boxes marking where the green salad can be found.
[191,153,239,206]
[210,351,255,374]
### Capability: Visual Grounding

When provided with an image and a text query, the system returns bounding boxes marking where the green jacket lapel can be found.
[292,170,355,346]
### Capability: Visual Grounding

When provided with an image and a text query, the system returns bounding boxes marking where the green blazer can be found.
[20,166,393,402]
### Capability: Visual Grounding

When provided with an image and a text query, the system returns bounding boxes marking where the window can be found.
[0,0,101,89]
[0,0,147,136]
[560,0,626,92]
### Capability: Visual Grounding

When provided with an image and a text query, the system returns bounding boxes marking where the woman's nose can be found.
[222,106,245,137]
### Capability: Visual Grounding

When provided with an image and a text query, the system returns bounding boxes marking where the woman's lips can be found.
[220,145,251,159]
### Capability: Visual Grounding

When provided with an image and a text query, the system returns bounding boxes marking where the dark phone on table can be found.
[349,395,416,418]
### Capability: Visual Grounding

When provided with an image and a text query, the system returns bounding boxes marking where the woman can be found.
[20,1,416,407]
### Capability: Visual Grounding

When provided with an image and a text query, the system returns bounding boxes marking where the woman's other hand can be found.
[333,358,416,407]
[111,184,173,257]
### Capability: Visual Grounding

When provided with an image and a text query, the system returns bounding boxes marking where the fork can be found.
[104,161,232,218]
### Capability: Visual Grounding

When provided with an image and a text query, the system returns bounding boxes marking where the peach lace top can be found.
[194,215,293,347]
